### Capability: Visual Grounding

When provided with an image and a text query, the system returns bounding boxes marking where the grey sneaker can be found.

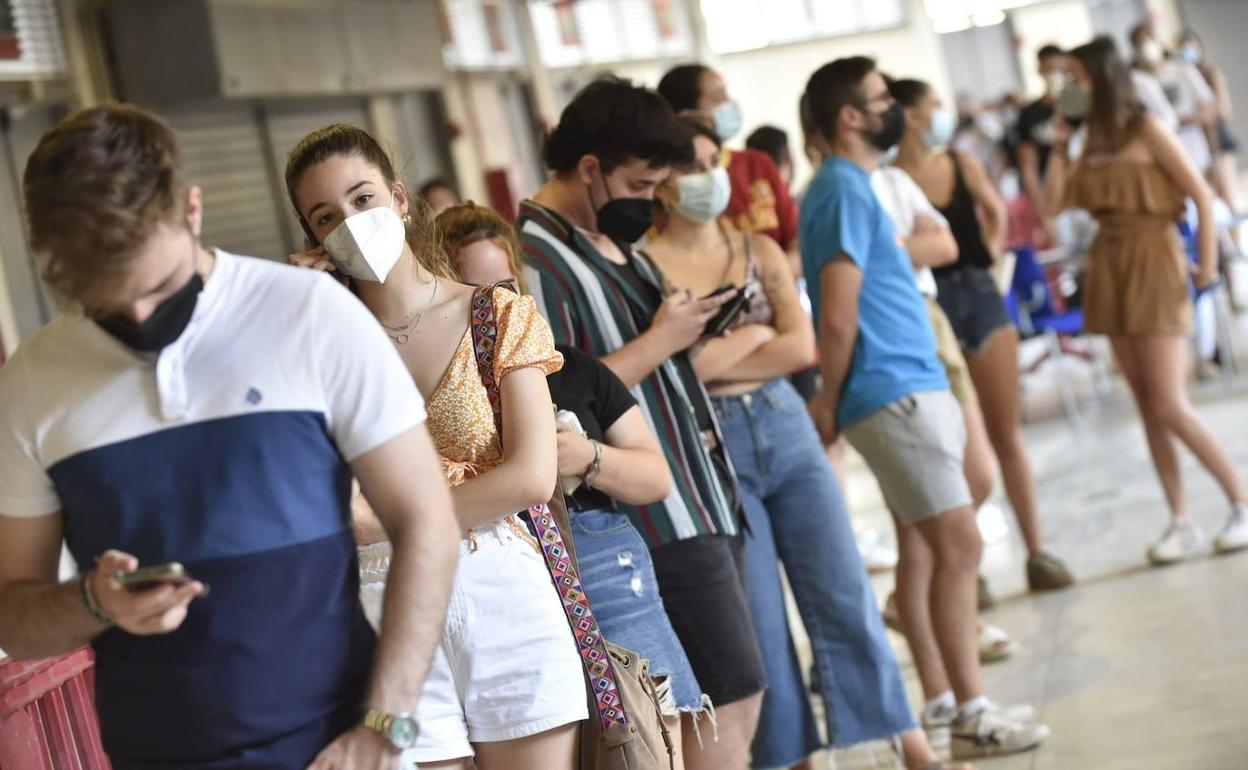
[1027,550,1075,591]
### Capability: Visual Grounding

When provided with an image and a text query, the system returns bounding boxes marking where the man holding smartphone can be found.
[0,105,460,769]
[518,78,767,770]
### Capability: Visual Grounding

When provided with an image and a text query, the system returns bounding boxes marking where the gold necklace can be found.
[381,277,439,346]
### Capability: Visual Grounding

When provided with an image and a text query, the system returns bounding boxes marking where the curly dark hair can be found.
[542,77,692,174]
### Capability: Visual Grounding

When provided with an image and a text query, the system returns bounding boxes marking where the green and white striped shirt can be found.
[517,199,740,548]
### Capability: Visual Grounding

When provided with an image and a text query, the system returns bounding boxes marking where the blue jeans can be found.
[570,508,706,712]
[712,379,916,768]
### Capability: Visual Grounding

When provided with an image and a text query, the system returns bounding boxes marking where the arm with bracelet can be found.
[551,346,673,509]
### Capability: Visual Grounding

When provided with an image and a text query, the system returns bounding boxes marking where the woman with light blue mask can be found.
[644,117,964,770]
[892,78,1075,598]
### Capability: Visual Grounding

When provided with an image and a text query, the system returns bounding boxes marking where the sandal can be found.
[978,622,1015,663]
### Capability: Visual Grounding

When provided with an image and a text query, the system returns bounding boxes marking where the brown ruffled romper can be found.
[1065,160,1192,336]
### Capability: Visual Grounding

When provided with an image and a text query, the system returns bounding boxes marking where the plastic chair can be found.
[1009,245,1090,422]
[0,648,110,770]
[1178,220,1238,378]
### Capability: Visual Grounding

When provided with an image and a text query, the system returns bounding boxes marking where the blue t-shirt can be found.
[799,156,948,429]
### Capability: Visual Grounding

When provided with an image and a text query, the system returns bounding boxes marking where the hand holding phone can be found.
[89,551,207,636]
[703,284,754,338]
[115,562,191,590]
[653,290,736,353]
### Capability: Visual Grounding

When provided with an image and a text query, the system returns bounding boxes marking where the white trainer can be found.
[1214,505,1248,555]
[951,705,1050,759]
[924,701,1037,754]
[1147,519,1205,566]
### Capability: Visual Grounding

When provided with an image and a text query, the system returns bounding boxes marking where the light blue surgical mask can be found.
[673,167,732,223]
[1179,44,1201,65]
[925,108,957,148]
[712,100,743,142]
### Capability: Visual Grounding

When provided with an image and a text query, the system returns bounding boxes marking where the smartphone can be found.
[703,285,755,338]
[555,409,585,435]
[115,562,194,591]
[555,410,587,496]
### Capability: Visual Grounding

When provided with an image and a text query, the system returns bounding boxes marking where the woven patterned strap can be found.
[469,284,628,732]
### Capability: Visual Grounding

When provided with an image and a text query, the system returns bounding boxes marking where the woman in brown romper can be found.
[1045,38,1248,565]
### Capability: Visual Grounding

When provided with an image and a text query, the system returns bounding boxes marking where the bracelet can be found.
[79,571,114,629]
[582,440,603,489]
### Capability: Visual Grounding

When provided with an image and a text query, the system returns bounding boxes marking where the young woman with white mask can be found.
[645,118,963,770]
[285,124,585,770]
[891,78,1075,596]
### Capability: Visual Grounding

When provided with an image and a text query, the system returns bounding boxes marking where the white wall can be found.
[1010,0,1096,103]
[0,259,20,358]
[613,0,953,189]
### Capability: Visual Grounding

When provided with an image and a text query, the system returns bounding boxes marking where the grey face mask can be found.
[1058,82,1091,121]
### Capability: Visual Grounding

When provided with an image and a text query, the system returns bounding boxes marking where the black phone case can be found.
[703,288,752,338]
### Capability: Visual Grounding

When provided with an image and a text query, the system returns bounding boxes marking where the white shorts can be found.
[359,516,587,763]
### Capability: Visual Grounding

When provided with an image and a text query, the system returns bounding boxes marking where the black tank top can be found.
[935,151,995,274]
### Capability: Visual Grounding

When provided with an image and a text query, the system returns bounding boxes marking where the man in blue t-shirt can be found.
[799,57,1049,761]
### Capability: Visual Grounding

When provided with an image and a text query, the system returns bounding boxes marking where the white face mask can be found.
[1044,72,1067,96]
[673,167,732,223]
[1139,39,1164,66]
[322,197,406,283]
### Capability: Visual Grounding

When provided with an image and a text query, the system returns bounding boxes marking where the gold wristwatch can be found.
[363,709,419,750]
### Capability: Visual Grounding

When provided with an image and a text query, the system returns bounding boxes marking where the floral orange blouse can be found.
[427,287,563,489]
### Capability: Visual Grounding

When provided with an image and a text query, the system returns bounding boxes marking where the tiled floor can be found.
[792,375,1248,770]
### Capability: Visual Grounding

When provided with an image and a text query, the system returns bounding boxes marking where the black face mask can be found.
[866,103,907,153]
[588,175,654,244]
[97,272,204,353]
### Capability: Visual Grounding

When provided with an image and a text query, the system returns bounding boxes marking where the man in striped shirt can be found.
[517,77,766,770]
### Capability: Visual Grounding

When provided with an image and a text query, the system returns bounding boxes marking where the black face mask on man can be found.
[96,234,204,353]
[587,166,655,244]
[865,103,907,153]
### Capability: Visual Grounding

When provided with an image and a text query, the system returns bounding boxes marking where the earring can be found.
[403,214,412,224]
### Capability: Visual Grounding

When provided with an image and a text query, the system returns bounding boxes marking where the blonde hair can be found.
[434,202,529,293]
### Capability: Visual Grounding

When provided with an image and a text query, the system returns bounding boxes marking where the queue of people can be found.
[0,28,1245,770]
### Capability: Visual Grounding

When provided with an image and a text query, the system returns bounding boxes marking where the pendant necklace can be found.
[381,277,439,346]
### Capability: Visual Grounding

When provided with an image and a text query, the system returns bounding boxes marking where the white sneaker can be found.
[1214,505,1248,554]
[924,701,1037,754]
[1147,519,1205,565]
[951,705,1050,759]
[857,528,898,572]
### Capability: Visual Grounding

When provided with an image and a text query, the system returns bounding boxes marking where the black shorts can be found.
[789,365,821,402]
[650,534,767,706]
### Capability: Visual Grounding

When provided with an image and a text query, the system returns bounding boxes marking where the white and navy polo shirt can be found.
[0,252,425,768]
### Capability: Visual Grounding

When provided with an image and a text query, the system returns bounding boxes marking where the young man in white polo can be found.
[800,57,1050,760]
[0,105,460,770]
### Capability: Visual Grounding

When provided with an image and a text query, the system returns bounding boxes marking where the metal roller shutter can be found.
[263,100,372,252]
[164,105,287,261]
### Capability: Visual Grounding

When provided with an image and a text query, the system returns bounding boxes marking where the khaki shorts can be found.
[926,297,975,408]
[845,389,971,524]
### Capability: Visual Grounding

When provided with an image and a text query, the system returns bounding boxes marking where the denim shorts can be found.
[571,508,707,714]
[934,266,1013,353]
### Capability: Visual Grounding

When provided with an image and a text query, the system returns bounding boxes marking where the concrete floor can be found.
[796,376,1248,770]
